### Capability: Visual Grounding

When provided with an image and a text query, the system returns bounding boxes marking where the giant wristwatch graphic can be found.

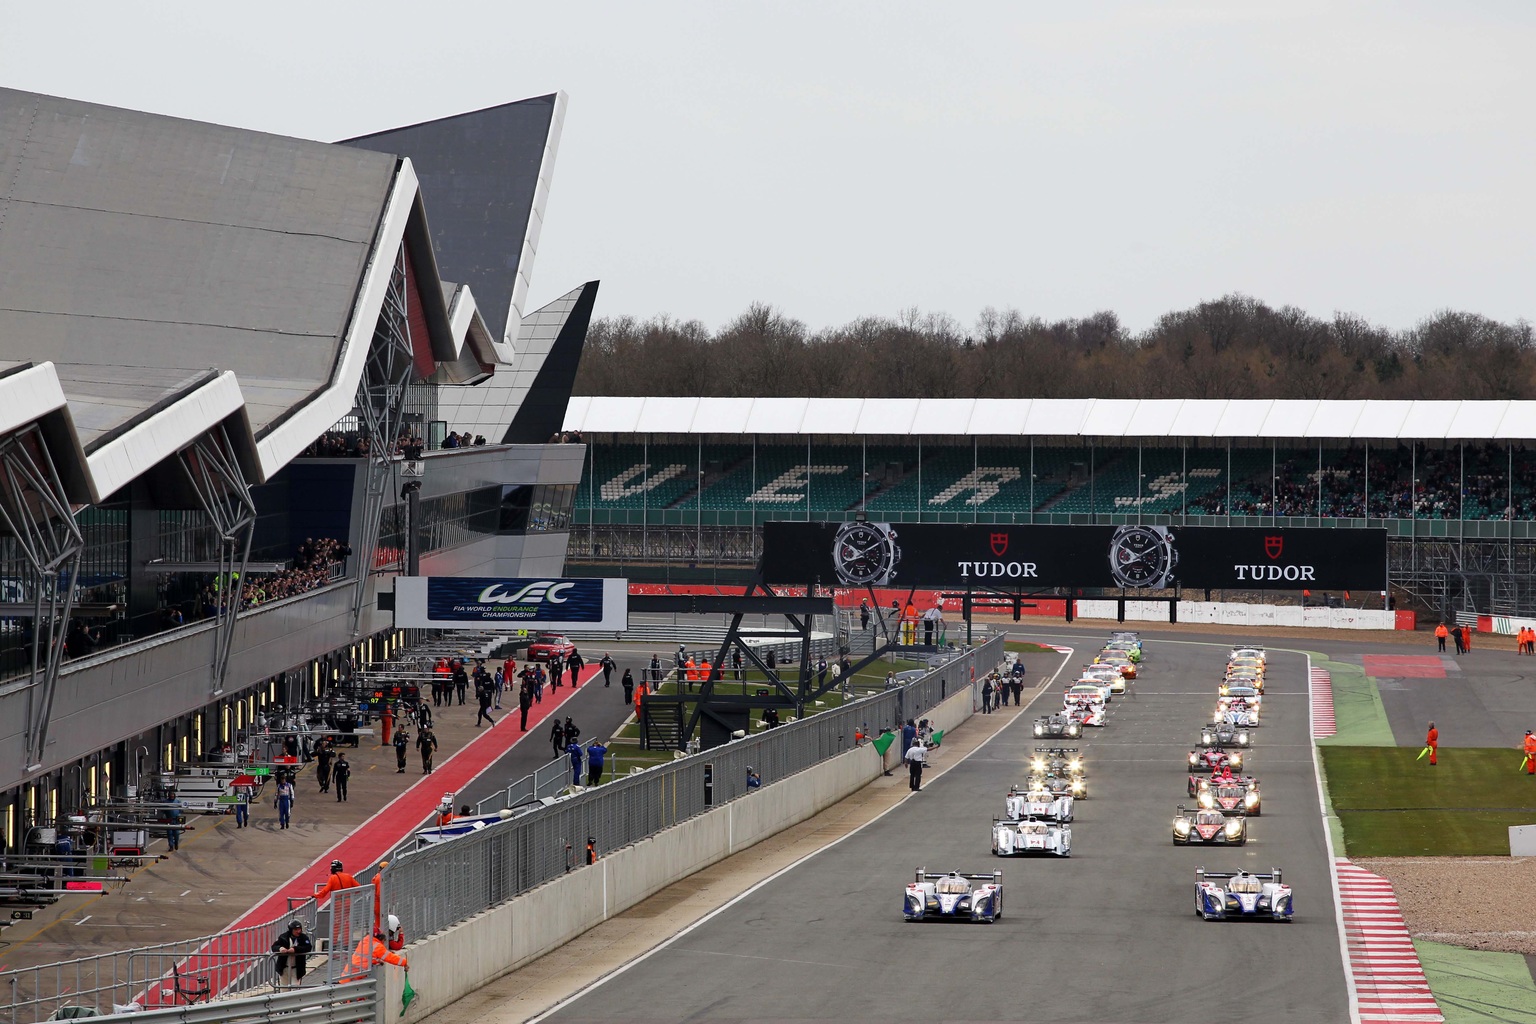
[1107,525,1178,588]
[831,520,902,586]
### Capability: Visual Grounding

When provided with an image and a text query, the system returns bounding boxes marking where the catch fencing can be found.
[380,636,1003,939]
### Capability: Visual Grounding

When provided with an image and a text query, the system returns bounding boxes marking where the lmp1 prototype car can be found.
[1173,805,1248,845]
[1065,698,1106,728]
[1195,867,1292,921]
[1033,711,1083,739]
[1199,720,1253,749]
[993,816,1072,857]
[904,869,1003,922]
[1028,770,1087,799]
[1217,698,1261,729]
[1196,776,1262,816]
[1030,747,1085,778]
[1005,785,1074,823]
[1188,746,1244,773]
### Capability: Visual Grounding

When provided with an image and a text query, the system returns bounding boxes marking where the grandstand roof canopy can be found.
[562,396,1536,441]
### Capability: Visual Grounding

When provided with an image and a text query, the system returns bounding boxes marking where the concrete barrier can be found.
[1075,599,1399,631]
[381,680,981,1022]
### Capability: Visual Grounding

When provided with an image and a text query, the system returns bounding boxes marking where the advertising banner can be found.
[761,522,1385,591]
[393,576,628,631]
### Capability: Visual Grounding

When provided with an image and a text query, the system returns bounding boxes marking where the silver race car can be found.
[1200,720,1253,749]
[1033,712,1083,739]
[904,869,1003,922]
[1005,784,1074,823]
[1173,805,1248,846]
[1195,867,1292,921]
[993,816,1072,857]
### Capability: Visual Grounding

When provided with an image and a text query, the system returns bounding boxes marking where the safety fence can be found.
[380,636,1003,939]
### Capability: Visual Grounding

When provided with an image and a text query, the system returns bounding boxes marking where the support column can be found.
[177,423,257,697]
[351,246,416,634]
[0,424,85,773]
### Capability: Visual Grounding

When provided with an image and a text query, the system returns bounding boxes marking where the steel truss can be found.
[1390,537,1536,619]
[352,246,415,633]
[0,424,84,771]
[178,424,257,696]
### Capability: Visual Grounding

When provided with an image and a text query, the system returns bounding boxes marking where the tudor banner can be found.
[760,522,1386,591]
[393,576,628,630]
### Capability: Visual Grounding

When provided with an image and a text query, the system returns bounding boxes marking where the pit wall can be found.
[1074,599,1410,630]
[382,681,979,1023]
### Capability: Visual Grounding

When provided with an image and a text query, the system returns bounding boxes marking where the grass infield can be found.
[1320,746,1536,856]
[1005,641,1060,654]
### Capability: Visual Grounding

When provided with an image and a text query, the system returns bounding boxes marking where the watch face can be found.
[832,521,901,586]
[1108,526,1177,588]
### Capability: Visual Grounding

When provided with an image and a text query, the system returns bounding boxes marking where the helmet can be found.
[387,914,400,932]
[330,860,343,873]
[288,920,303,931]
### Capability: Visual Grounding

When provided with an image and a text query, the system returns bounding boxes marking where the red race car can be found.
[526,633,576,662]
[1187,746,1244,775]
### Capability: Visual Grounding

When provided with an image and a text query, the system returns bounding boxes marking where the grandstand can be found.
[563,396,1536,617]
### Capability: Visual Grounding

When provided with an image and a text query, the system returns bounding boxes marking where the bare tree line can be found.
[573,295,1536,401]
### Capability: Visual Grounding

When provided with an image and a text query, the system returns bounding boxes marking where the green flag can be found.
[872,733,895,757]
[930,729,944,748]
[400,971,417,1016]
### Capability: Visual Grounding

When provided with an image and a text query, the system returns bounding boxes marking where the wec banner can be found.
[393,576,628,631]
[761,522,1385,592]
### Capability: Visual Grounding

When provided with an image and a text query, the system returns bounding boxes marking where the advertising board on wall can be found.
[393,576,628,631]
[761,522,1386,592]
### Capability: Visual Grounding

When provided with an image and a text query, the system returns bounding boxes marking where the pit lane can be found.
[542,632,1348,1023]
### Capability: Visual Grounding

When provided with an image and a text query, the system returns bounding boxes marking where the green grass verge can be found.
[1320,746,1536,856]
[1005,641,1058,654]
[1414,939,1536,1024]
[1301,649,1394,746]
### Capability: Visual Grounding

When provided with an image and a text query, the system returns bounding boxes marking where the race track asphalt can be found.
[544,634,1347,1023]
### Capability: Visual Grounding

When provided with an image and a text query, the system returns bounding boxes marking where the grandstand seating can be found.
[573,442,1536,522]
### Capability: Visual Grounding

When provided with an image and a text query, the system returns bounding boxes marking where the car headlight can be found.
[1237,732,1249,744]
[1030,758,1045,772]
[1225,820,1243,836]
[1174,820,1190,834]
[1198,792,1214,809]
[1230,754,1243,768]
[1245,791,1259,808]
[1189,753,1199,765]
[1067,759,1083,772]
[1070,780,1085,795]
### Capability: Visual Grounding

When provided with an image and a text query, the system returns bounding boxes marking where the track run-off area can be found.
[540,633,1348,1024]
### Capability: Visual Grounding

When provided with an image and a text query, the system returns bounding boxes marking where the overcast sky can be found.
[4,2,1531,335]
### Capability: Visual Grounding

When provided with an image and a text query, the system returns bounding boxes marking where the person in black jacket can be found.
[599,653,616,687]
[272,920,314,988]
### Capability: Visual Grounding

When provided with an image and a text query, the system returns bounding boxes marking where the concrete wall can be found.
[1075,599,1400,630]
[381,681,980,1022]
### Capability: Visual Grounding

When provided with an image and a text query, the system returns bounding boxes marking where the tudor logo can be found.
[990,532,1010,557]
[1264,535,1284,560]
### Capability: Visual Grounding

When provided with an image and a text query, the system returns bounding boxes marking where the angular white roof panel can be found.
[1447,400,1509,440]
[1124,400,1183,437]
[744,397,808,434]
[1080,399,1138,437]
[1022,399,1093,436]
[1214,400,1274,437]
[580,395,647,434]
[804,397,864,435]
[693,397,755,433]
[1352,400,1413,439]
[1494,403,1536,440]
[1168,400,1227,437]
[634,396,700,433]
[1260,399,1318,437]
[855,398,919,435]
[968,398,1031,436]
[911,399,975,435]
[1399,402,1459,439]
[561,394,592,432]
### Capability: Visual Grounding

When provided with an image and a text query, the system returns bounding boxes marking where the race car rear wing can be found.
[1230,645,1265,653]
[1034,746,1080,755]
[1197,867,1281,884]
[915,868,1004,884]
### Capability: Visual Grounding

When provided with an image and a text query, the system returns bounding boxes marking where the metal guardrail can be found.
[380,636,1004,939]
[81,979,376,1024]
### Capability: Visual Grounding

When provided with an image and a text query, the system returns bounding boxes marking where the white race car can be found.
[1230,645,1266,665]
[1005,785,1074,823]
[1065,698,1106,727]
[1216,699,1260,728]
[1195,867,1292,921]
[904,869,1003,922]
[993,816,1072,857]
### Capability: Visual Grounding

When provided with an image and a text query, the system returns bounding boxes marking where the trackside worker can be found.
[315,859,361,898]
[385,914,406,951]
[346,931,407,979]
[1425,722,1438,766]
[1524,730,1536,775]
[1434,623,1448,653]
